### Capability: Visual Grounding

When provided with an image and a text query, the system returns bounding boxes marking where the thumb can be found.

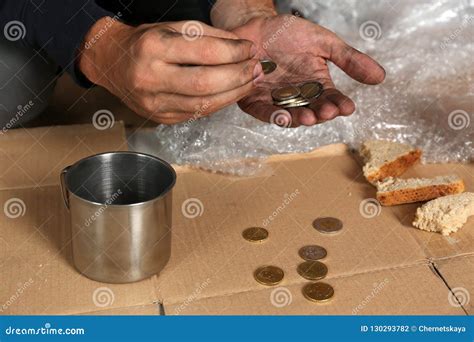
[329,36,386,85]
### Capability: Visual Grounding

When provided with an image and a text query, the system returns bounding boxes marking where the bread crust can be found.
[366,149,422,184]
[376,179,465,206]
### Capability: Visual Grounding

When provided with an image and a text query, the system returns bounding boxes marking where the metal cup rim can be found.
[61,151,176,207]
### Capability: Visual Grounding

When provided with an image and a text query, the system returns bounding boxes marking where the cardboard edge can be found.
[171,143,350,174]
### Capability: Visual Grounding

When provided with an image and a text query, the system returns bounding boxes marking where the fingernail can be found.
[253,72,265,85]
[250,44,258,57]
[253,63,263,79]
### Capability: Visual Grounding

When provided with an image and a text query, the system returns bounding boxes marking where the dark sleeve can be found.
[0,0,115,87]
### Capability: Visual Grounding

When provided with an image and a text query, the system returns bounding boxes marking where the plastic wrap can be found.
[153,0,473,175]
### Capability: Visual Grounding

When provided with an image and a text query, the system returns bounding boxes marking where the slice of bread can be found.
[376,175,465,206]
[413,192,474,235]
[360,140,422,184]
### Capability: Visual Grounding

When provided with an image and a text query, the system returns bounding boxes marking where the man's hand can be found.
[215,11,386,127]
[79,17,263,124]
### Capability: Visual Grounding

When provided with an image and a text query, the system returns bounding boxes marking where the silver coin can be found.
[299,245,327,261]
[273,96,304,106]
[282,99,310,108]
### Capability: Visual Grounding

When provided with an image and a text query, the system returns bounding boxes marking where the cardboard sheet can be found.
[164,263,463,315]
[1,124,472,315]
[0,124,127,190]
[435,255,474,314]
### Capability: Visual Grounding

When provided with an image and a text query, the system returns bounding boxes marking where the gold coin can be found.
[299,245,327,261]
[299,82,323,100]
[254,265,284,286]
[312,217,343,234]
[302,282,334,303]
[260,59,277,74]
[271,86,301,101]
[242,227,269,242]
[297,260,328,280]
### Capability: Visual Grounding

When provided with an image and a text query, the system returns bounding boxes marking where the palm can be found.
[232,15,385,127]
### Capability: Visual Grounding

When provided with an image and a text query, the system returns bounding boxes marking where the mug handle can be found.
[60,166,71,210]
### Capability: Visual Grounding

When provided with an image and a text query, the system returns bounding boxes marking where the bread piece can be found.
[413,192,474,235]
[360,140,422,184]
[376,175,465,206]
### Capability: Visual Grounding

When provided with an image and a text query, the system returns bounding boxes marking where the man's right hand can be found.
[78,17,263,124]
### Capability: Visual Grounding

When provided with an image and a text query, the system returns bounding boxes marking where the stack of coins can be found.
[259,59,324,109]
[271,82,323,109]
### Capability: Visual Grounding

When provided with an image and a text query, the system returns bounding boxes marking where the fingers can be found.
[307,89,355,122]
[329,36,385,85]
[152,78,256,114]
[241,88,356,127]
[160,59,262,96]
[324,89,355,116]
[159,31,257,65]
[166,21,239,40]
[288,107,316,126]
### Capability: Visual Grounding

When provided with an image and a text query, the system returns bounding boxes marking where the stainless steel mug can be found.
[60,152,176,283]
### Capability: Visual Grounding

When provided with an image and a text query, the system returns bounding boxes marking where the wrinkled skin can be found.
[233,15,386,127]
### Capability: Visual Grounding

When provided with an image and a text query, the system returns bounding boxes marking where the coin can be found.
[271,86,301,101]
[300,82,323,100]
[312,217,343,234]
[273,96,302,106]
[302,282,334,303]
[299,245,327,261]
[242,227,269,242]
[254,265,284,286]
[297,260,328,280]
[282,98,310,108]
[260,59,277,75]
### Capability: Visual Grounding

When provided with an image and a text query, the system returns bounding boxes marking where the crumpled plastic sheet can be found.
[154,0,474,175]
